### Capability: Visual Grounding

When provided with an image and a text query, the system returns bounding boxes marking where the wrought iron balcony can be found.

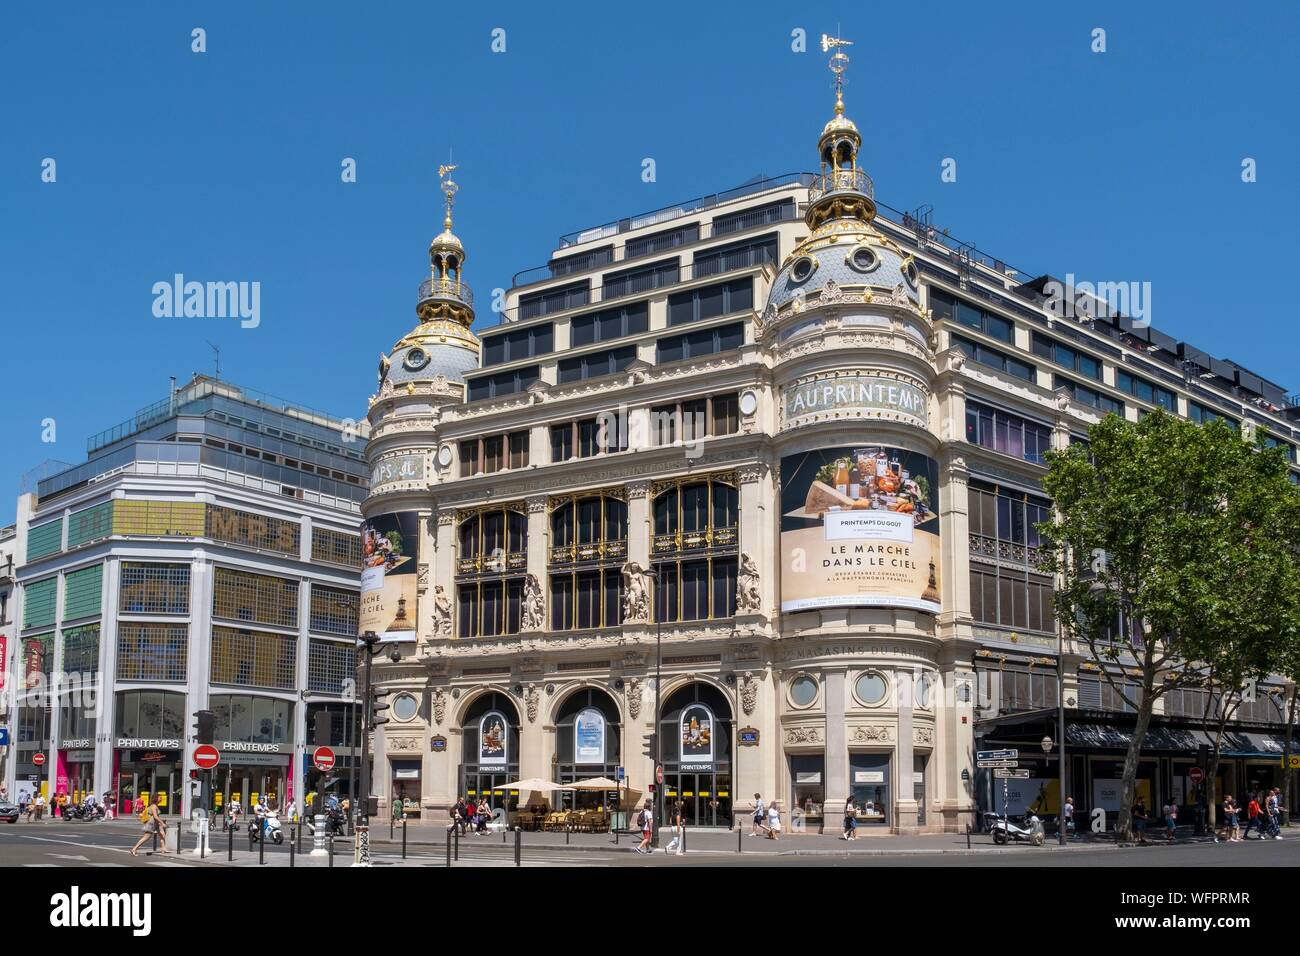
[807,167,874,204]
[418,277,473,308]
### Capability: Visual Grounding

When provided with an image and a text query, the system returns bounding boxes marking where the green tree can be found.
[1039,410,1300,841]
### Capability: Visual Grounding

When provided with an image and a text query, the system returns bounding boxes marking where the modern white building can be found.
[3,376,370,816]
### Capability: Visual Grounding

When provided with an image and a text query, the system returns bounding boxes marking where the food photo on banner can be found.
[359,511,419,642]
[780,446,941,614]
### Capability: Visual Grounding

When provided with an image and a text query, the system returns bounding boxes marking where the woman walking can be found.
[665,801,686,855]
[842,796,858,840]
[766,800,782,840]
[131,801,169,857]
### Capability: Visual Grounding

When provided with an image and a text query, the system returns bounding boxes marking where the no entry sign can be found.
[193,744,221,770]
[313,746,336,772]
[1189,767,1205,786]
[33,751,46,767]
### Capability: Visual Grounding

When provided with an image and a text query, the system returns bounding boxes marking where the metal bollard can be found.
[454,824,460,861]
[402,820,407,860]
[738,827,742,853]
[391,816,395,840]
[966,824,971,849]
[297,821,303,854]
[152,829,158,854]
[228,824,233,862]
[329,835,335,867]
[259,832,265,865]
[290,836,295,868]
[514,826,521,867]
[176,821,183,854]
[566,826,570,846]
[682,826,687,853]
[446,830,452,867]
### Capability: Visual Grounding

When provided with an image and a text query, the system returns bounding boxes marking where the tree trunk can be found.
[1285,686,1297,826]
[1117,696,1156,841]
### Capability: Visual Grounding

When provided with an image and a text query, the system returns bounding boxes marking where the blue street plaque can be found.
[616,766,625,781]
[0,727,8,747]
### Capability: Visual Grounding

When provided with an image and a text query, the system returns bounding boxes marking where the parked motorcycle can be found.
[984,810,1044,846]
[248,808,284,846]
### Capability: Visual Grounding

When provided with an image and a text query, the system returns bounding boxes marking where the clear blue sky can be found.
[2,1,1297,525]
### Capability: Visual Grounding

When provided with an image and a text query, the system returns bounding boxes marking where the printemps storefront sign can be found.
[782,373,928,429]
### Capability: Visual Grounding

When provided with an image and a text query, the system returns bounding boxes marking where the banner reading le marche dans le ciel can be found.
[360,511,419,642]
[780,446,941,614]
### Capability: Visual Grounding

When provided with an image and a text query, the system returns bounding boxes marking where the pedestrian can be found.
[842,796,858,840]
[1267,788,1285,840]
[1224,795,1241,842]
[476,798,491,834]
[130,801,169,856]
[766,799,782,840]
[665,801,685,855]
[18,789,31,821]
[633,800,653,854]
[1243,793,1262,839]
[1062,796,1075,840]
[1162,801,1177,843]
[1132,799,1149,845]
[33,791,46,821]
[749,793,765,837]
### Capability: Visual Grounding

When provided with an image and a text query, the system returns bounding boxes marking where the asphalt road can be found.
[3,821,1297,867]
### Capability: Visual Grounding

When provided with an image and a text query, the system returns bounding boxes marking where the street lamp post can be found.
[646,567,663,849]
[353,630,401,867]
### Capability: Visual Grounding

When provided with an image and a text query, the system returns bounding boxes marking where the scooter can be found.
[984,810,1044,846]
[248,809,284,846]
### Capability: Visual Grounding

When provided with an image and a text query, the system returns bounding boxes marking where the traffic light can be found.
[314,710,332,747]
[370,688,391,729]
[642,733,657,761]
[192,709,215,745]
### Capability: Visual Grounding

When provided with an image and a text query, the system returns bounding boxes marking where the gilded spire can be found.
[438,163,458,231]
[821,33,853,117]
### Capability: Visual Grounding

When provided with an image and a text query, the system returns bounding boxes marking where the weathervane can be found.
[820,33,853,115]
[438,162,459,229]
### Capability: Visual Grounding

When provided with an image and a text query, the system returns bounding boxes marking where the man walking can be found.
[1244,792,1263,839]
[1267,788,1285,840]
[750,793,765,837]
[1062,797,1075,840]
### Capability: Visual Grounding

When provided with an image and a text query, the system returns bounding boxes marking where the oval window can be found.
[790,675,819,707]
[392,693,419,721]
[404,348,429,371]
[847,246,879,273]
[902,257,919,288]
[790,256,816,283]
[855,672,887,705]
[914,672,935,709]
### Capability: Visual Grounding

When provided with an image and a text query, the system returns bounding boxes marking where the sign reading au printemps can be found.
[782,373,928,429]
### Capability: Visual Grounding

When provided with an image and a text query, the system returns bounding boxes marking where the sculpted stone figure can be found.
[621,561,651,623]
[433,585,452,638]
[521,574,546,631]
[736,553,761,613]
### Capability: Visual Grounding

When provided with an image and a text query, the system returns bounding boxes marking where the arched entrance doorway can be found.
[459,692,521,813]
[658,682,733,827]
[554,687,622,810]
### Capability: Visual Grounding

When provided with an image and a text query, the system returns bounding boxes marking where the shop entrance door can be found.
[665,772,732,827]
[914,755,927,827]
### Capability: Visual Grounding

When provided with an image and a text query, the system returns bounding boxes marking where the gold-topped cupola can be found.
[806,33,877,230]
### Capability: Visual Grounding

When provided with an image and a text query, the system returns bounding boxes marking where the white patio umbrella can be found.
[489,778,573,793]
[566,777,622,790]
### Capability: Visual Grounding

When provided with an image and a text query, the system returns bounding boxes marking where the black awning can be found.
[1065,722,1203,752]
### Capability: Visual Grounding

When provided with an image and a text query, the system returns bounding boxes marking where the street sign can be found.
[994,769,1031,779]
[313,746,337,772]
[655,765,664,785]
[977,749,1019,761]
[192,744,221,770]
[1284,755,1300,770]
[1188,767,1204,786]
[616,766,625,781]
[0,728,8,747]
[32,752,46,767]
[977,759,1019,769]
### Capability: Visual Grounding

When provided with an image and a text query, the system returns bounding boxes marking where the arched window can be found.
[550,492,628,631]
[456,507,527,638]
[657,682,734,827]
[460,692,521,812]
[651,474,739,623]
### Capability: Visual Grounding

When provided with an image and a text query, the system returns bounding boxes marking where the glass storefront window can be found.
[850,753,890,826]
[790,754,824,825]
[115,690,185,740]
[210,694,292,744]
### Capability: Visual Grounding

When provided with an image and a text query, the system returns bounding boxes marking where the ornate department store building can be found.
[362,50,1300,833]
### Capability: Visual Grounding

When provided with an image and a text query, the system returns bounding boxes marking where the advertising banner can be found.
[0,634,6,691]
[575,708,606,765]
[360,511,419,642]
[680,704,714,765]
[479,712,508,767]
[780,445,941,613]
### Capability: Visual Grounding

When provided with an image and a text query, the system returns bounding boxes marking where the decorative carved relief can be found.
[387,736,421,753]
[527,496,548,514]
[417,566,429,593]
[736,554,761,614]
[525,684,540,723]
[626,678,643,719]
[521,574,546,632]
[914,725,935,746]
[625,480,652,500]
[431,689,446,726]
[852,725,894,743]
[436,510,457,527]
[740,672,758,716]
[785,727,822,745]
